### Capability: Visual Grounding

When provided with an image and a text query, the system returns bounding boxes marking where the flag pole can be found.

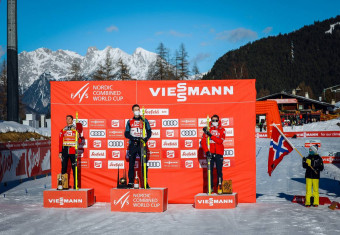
[271,123,317,174]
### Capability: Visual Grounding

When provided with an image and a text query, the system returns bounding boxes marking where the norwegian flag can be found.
[268,125,294,176]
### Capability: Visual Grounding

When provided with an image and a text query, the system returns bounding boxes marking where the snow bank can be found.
[283,118,340,132]
[0,121,51,136]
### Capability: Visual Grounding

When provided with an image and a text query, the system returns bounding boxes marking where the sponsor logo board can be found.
[89,150,106,159]
[181,150,198,158]
[108,160,124,169]
[89,119,106,128]
[180,118,197,127]
[89,129,106,138]
[108,140,125,148]
[162,139,179,148]
[180,129,197,138]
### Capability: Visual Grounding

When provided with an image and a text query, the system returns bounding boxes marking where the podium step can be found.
[111,188,168,212]
[194,193,238,209]
[43,188,95,208]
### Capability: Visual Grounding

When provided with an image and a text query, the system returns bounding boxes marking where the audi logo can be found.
[224,150,234,155]
[181,130,197,137]
[148,161,161,168]
[162,120,178,127]
[108,141,124,147]
[90,131,105,136]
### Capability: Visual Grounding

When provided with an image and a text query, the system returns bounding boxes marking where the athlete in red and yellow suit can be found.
[59,124,82,188]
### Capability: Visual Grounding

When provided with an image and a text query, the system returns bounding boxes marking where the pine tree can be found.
[191,62,200,79]
[115,58,131,80]
[93,51,115,80]
[153,43,168,80]
[69,59,82,81]
[177,43,189,80]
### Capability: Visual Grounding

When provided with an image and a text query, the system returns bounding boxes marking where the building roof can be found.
[257,91,335,108]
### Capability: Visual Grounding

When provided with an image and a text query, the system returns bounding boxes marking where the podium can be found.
[43,188,95,208]
[111,188,168,212]
[194,193,238,209]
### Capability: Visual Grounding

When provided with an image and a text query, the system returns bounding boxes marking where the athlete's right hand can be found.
[206,151,211,159]
[59,153,62,160]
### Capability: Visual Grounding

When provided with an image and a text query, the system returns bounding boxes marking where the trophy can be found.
[117,166,128,189]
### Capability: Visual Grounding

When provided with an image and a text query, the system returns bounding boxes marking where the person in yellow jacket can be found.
[302,145,324,207]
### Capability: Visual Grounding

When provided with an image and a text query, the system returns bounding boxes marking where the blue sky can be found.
[0,0,339,73]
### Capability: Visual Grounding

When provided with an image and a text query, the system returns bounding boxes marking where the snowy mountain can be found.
[19,46,160,114]
[19,46,158,92]
[22,72,54,114]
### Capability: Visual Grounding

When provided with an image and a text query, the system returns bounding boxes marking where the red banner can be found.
[256,131,340,138]
[51,80,256,203]
[0,140,51,183]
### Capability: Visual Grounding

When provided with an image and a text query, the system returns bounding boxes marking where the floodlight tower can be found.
[7,0,19,122]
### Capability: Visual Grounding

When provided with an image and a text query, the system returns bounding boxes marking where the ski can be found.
[75,111,79,190]
[206,115,211,195]
[141,107,148,189]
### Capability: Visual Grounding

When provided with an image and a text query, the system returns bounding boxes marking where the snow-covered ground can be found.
[0,137,339,234]
[0,121,50,137]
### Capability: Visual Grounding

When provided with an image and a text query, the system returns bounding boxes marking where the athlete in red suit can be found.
[201,114,225,192]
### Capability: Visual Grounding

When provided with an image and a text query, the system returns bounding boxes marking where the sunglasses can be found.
[211,120,218,122]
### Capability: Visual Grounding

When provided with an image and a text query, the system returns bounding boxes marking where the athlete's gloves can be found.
[203,127,212,137]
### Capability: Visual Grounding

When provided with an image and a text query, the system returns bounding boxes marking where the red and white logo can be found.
[224,128,234,137]
[107,129,124,138]
[89,119,106,128]
[108,160,124,169]
[223,159,231,167]
[185,140,193,148]
[180,118,197,127]
[148,140,156,148]
[185,160,194,168]
[166,150,175,158]
[162,159,180,169]
[149,120,157,128]
[94,161,102,168]
[112,150,121,158]
[223,138,234,148]
[89,150,106,159]
[198,118,210,127]
[162,129,179,138]
[151,129,161,138]
[221,118,234,127]
[145,109,169,116]
[148,150,161,158]
[166,130,174,137]
[181,150,197,158]
[111,120,120,127]
[162,140,179,148]
[93,140,102,148]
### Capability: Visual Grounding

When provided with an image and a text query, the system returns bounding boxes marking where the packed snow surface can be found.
[0,137,339,234]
